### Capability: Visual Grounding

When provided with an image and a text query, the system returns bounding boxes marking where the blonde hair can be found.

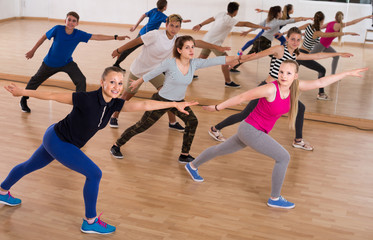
[281,4,293,20]
[166,14,183,24]
[280,60,300,130]
[335,11,344,44]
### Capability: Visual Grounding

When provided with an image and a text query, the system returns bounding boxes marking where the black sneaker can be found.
[109,118,119,128]
[193,75,199,80]
[20,96,31,113]
[225,81,241,88]
[229,68,240,73]
[169,122,185,132]
[178,154,194,164]
[113,64,126,72]
[110,145,123,159]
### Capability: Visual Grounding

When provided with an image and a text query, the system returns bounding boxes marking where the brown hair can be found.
[227,2,240,14]
[66,11,80,22]
[280,60,300,130]
[101,66,125,80]
[335,11,344,44]
[267,6,282,23]
[173,35,195,59]
[286,27,301,56]
[157,0,167,10]
[281,4,293,20]
[166,14,183,24]
[312,11,325,31]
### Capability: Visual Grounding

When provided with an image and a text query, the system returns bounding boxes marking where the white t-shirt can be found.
[130,30,178,78]
[202,12,239,46]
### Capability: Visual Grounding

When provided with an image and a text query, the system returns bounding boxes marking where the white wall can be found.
[2,0,372,43]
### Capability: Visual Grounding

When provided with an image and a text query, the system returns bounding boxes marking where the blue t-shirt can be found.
[43,25,92,68]
[139,8,167,35]
[54,88,125,148]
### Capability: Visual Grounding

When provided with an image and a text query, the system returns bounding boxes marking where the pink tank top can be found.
[245,81,290,134]
[320,21,337,48]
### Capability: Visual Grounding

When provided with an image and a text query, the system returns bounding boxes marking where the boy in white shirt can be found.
[192,2,269,88]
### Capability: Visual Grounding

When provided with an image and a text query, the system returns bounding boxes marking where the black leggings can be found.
[296,49,326,94]
[215,81,305,139]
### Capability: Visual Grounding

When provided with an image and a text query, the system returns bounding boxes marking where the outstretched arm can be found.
[4,83,73,105]
[122,100,199,114]
[90,34,130,41]
[203,84,274,112]
[112,37,143,58]
[344,15,372,27]
[25,34,48,59]
[192,17,215,31]
[313,30,359,39]
[235,21,270,30]
[194,39,231,52]
[297,51,353,61]
[299,68,368,91]
[130,13,147,32]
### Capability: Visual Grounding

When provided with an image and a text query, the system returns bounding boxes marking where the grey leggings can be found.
[193,121,290,198]
[310,42,339,74]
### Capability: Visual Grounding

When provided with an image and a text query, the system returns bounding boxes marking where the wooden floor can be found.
[0,19,373,240]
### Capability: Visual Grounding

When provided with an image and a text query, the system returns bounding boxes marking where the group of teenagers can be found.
[0,0,370,235]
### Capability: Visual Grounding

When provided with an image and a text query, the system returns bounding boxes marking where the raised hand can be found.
[347,68,368,77]
[202,105,217,112]
[117,36,131,40]
[175,101,199,114]
[4,83,23,97]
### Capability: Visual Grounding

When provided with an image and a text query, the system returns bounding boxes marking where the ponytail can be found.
[312,11,325,31]
[335,11,344,44]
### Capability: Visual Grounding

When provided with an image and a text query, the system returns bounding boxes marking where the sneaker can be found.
[81,213,116,234]
[317,93,331,101]
[208,127,226,142]
[178,154,194,164]
[20,97,31,113]
[110,145,123,159]
[185,163,204,182]
[0,192,21,206]
[193,75,199,80]
[225,81,241,88]
[267,196,295,209]
[109,118,119,128]
[169,122,185,132]
[229,68,240,73]
[113,64,126,72]
[292,139,314,151]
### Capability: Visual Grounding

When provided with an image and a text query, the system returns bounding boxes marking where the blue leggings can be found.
[241,30,286,52]
[0,125,102,218]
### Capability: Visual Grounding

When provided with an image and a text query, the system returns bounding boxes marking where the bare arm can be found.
[192,17,215,31]
[203,84,275,112]
[299,68,368,91]
[255,9,269,13]
[130,13,147,32]
[112,37,143,58]
[25,34,48,59]
[4,83,73,105]
[291,17,313,23]
[194,39,231,52]
[297,51,353,61]
[235,21,270,30]
[344,15,372,27]
[90,34,130,41]
[313,30,359,39]
[122,99,199,114]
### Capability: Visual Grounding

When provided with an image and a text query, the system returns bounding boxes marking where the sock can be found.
[271,197,280,201]
[86,217,97,224]
[169,122,176,125]
[0,190,8,195]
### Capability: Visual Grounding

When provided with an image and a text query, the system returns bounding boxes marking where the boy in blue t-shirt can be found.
[21,11,130,113]
[113,0,190,71]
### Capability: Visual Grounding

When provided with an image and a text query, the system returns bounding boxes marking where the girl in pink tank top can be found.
[186,59,366,209]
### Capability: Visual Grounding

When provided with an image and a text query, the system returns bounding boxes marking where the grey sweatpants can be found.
[192,121,290,198]
[310,42,339,74]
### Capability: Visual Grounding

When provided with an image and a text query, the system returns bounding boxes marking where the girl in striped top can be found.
[208,27,353,151]
[296,11,358,100]
[186,59,367,209]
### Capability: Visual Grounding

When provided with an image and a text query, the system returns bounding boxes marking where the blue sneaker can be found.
[81,213,116,234]
[267,196,295,209]
[185,163,204,182]
[0,192,21,206]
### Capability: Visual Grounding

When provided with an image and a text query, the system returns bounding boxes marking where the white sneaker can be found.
[317,93,331,101]
[208,127,226,142]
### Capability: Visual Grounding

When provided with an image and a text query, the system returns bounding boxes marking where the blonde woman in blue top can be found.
[1,66,196,234]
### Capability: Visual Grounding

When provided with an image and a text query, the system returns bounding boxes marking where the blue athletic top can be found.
[44,25,92,68]
[139,8,168,35]
[54,88,125,148]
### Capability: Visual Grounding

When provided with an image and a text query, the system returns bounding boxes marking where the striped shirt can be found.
[269,45,297,79]
[302,24,320,51]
